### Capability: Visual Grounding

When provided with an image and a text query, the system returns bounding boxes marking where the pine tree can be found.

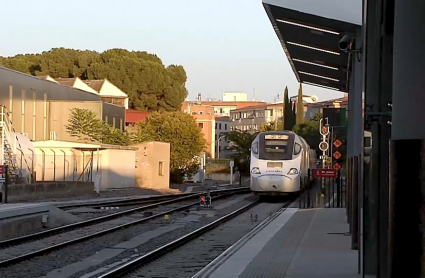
[296,83,305,125]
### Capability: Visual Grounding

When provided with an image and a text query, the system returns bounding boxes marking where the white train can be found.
[250,131,316,196]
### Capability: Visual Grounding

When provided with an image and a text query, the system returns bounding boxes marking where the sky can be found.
[0,0,345,103]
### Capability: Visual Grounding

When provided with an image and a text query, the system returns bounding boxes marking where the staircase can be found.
[0,106,33,184]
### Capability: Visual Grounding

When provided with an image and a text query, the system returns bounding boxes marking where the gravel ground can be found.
[9,180,249,204]
[117,201,285,278]
[0,193,255,278]
[0,199,201,262]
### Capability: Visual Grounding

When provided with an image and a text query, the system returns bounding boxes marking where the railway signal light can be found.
[333,151,342,160]
[200,196,206,207]
[333,139,342,148]
[333,163,342,171]
[205,196,211,206]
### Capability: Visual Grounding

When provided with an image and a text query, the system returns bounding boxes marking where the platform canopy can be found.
[263,0,362,92]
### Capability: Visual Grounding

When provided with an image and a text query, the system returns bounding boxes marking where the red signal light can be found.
[200,196,205,202]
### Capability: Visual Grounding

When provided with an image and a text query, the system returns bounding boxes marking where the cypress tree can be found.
[291,101,296,130]
[296,83,305,125]
[283,87,293,130]
[282,87,287,129]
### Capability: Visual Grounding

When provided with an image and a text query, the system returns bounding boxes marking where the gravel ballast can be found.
[0,193,256,278]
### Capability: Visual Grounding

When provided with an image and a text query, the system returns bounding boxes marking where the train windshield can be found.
[260,134,293,160]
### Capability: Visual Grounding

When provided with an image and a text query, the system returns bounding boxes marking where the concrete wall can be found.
[209,172,239,182]
[98,149,135,189]
[49,101,103,142]
[134,142,170,190]
[5,181,94,202]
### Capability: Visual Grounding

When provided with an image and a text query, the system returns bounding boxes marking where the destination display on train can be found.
[265,134,289,139]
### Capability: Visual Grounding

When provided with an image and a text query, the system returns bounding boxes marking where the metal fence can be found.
[299,169,346,208]
[205,158,232,175]
[32,152,102,183]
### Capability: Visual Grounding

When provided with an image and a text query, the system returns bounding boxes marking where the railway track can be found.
[56,192,194,210]
[0,187,250,268]
[95,199,294,278]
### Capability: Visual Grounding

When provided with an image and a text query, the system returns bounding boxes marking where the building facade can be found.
[214,116,232,158]
[222,91,247,102]
[0,67,125,142]
[181,101,216,158]
[305,95,348,119]
[230,104,269,131]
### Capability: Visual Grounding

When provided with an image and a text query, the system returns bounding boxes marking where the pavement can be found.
[194,207,359,278]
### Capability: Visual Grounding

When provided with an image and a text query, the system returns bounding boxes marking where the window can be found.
[215,123,217,129]
[158,161,164,176]
[198,123,204,129]
[294,143,302,155]
[219,123,222,129]
[225,124,227,130]
[252,142,259,154]
[199,111,203,115]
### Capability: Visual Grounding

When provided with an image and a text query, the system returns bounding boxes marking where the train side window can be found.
[252,142,258,154]
[294,143,302,155]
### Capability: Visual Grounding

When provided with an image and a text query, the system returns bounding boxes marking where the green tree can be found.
[65,108,130,145]
[292,113,322,157]
[65,108,103,142]
[259,121,283,132]
[134,111,206,183]
[0,48,188,112]
[99,124,131,146]
[225,130,259,174]
[283,87,295,130]
[296,83,305,125]
[292,101,296,127]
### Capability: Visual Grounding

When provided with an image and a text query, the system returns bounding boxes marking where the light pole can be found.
[216,135,226,159]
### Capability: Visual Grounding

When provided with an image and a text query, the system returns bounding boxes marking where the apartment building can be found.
[305,94,349,119]
[181,101,216,158]
[215,116,232,158]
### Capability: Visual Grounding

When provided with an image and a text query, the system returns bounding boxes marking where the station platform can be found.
[193,207,359,278]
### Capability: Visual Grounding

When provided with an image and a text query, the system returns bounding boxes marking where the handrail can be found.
[0,106,33,180]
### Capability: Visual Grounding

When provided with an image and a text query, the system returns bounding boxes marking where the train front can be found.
[250,132,301,196]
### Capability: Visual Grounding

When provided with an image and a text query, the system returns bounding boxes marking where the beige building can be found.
[82,79,129,109]
[181,101,216,158]
[33,140,136,190]
[134,141,170,190]
[0,66,126,182]
[222,91,247,102]
[305,94,349,119]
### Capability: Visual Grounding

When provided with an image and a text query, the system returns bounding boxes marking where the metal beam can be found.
[286,45,348,67]
[292,61,347,81]
[297,74,347,91]
[267,4,359,34]
[275,21,343,52]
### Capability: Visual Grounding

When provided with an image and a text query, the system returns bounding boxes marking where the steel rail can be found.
[0,188,251,267]
[97,200,262,278]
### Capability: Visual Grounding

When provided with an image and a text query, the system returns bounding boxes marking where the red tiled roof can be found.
[125,110,150,124]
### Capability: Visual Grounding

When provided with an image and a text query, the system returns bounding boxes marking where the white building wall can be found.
[222,92,247,102]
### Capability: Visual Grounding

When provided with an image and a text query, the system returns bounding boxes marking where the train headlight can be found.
[287,168,299,175]
[251,167,261,174]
